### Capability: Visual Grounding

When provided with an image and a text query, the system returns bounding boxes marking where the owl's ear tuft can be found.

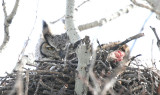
[42,20,48,28]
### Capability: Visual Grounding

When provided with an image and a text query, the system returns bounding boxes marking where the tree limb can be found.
[0,0,20,53]
[78,4,134,31]
[65,0,91,95]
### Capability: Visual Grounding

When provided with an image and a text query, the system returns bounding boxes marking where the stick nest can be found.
[0,42,160,95]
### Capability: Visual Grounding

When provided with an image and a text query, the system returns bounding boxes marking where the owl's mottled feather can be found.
[42,21,69,51]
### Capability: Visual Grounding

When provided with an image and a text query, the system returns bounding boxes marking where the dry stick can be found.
[25,71,29,95]
[17,0,40,61]
[110,33,144,51]
[50,15,65,24]
[27,70,71,78]
[57,84,68,95]
[75,0,90,11]
[150,70,154,95]
[35,60,63,63]
[34,79,41,95]
[39,78,56,92]
[150,26,160,50]
[0,0,20,53]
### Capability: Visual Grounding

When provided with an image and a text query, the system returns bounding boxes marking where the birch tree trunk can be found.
[65,0,91,94]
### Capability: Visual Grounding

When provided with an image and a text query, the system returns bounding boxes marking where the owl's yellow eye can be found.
[48,47,52,50]
[46,47,55,50]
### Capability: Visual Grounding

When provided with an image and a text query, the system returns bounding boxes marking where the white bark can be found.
[65,0,80,43]
[75,45,91,95]
[65,0,91,94]
[0,0,20,53]
[78,4,134,31]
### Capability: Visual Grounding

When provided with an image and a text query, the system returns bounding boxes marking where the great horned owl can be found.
[40,42,61,59]
[42,21,69,51]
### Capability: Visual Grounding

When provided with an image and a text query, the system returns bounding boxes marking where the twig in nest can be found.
[34,78,41,95]
[57,84,68,95]
[110,33,144,51]
[39,78,56,92]
[35,60,63,63]
[97,39,102,49]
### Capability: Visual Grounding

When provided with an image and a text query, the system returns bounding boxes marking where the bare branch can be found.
[0,0,20,53]
[110,33,144,51]
[78,4,134,31]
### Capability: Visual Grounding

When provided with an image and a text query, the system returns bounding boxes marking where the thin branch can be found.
[50,15,65,24]
[50,0,90,24]
[150,26,160,41]
[16,0,40,70]
[34,78,41,95]
[110,33,144,51]
[75,0,90,11]
[150,26,160,50]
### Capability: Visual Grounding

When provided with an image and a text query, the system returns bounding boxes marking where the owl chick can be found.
[42,21,69,51]
[97,41,130,65]
[40,42,61,59]
[106,42,130,67]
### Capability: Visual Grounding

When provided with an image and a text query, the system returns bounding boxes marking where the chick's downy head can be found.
[107,50,125,62]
